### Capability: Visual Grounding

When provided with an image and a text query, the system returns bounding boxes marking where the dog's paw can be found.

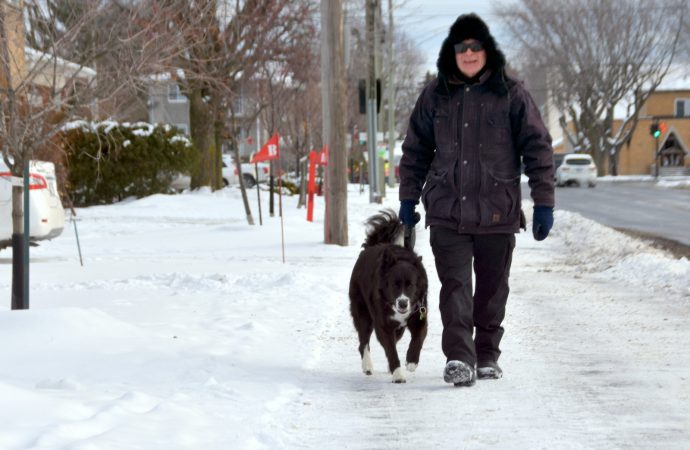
[361,348,374,375]
[391,367,406,383]
[406,362,418,372]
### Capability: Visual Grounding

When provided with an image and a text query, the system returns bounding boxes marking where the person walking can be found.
[398,13,555,387]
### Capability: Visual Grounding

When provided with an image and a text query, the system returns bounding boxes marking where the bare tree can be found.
[150,0,315,189]
[496,0,686,175]
[343,0,425,187]
[0,0,170,308]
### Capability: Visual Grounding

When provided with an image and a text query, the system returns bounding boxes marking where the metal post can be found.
[367,98,378,202]
[72,212,84,267]
[22,162,29,309]
[366,0,379,203]
[387,0,396,188]
[655,135,660,178]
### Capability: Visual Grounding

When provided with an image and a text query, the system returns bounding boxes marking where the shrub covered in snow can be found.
[63,121,196,205]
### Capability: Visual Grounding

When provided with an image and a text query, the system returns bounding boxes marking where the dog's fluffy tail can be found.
[363,209,404,248]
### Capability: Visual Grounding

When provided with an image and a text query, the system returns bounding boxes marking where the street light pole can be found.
[366,0,379,203]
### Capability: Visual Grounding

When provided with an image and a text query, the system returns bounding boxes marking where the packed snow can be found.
[1,184,689,449]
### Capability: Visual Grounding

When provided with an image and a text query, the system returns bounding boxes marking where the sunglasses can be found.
[454,41,484,53]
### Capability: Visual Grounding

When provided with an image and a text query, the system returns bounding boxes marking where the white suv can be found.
[555,154,597,188]
[0,160,65,249]
[170,157,269,191]
[221,155,269,188]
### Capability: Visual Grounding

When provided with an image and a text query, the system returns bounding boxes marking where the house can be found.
[1,0,96,114]
[147,77,190,136]
[547,98,690,176]
[146,77,259,159]
[537,60,690,176]
[618,89,690,176]
[0,0,25,90]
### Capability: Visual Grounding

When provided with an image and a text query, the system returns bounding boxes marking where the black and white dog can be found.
[348,209,428,383]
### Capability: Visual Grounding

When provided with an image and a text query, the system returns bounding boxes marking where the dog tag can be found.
[419,306,427,321]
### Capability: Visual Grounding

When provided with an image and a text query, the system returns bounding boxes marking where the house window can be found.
[675,98,690,117]
[168,85,187,103]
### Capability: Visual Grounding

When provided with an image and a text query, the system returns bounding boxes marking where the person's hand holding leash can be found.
[399,200,421,226]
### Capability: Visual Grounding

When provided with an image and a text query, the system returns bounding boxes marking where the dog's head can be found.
[380,249,428,317]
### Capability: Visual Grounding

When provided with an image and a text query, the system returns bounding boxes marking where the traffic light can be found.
[659,121,667,136]
[650,122,660,138]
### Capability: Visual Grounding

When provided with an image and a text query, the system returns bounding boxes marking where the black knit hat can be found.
[436,13,506,79]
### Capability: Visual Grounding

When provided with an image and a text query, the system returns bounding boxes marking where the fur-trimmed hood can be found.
[436,13,506,81]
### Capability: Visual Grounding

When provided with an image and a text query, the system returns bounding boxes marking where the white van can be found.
[0,160,65,249]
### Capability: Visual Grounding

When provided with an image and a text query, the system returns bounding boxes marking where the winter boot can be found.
[477,360,503,380]
[443,360,476,387]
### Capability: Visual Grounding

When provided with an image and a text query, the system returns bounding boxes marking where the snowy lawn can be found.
[1,185,689,449]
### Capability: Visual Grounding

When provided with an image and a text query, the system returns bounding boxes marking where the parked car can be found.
[0,160,65,249]
[170,173,191,191]
[169,157,269,191]
[555,153,597,187]
[221,155,269,188]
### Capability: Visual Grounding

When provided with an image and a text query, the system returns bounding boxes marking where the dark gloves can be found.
[399,200,421,226]
[532,205,554,241]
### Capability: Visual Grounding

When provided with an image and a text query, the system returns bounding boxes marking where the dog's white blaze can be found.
[362,346,373,374]
[406,362,418,372]
[392,367,406,383]
[391,294,412,327]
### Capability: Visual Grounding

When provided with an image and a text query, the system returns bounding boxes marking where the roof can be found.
[24,47,96,79]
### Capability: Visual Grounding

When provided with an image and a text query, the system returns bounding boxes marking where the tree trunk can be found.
[609,148,620,176]
[189,89,215,188]
[214,119,224,190]
[321,0,348,245]
[232,140,255,225]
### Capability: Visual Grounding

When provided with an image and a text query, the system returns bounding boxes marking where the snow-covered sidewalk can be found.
[1,185,688,449]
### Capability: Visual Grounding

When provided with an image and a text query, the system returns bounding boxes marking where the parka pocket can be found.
[421,169,454,219]
[478,173,520,227]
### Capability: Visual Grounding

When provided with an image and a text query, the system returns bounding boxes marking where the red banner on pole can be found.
[307,150,318,222]
[319,145,328,166]
[251,133,279,163]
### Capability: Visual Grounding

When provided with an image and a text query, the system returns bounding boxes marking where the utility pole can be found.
[366,0,380,203]
[320,0,348,244]
[386,0,396,188]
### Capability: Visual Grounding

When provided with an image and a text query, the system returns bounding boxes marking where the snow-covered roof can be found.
[24,46,96,79]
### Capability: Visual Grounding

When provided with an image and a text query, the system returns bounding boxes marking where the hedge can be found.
[63,121,197,205]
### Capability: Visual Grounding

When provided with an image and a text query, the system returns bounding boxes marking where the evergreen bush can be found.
[63,121,196,205]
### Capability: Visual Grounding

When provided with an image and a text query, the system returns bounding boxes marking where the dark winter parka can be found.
[399,14,555,234]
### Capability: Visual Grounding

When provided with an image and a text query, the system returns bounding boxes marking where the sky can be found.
[0,178,689,449]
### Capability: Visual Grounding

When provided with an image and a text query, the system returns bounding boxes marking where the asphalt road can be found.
[522,181,690,248]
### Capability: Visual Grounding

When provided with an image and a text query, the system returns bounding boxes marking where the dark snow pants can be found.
[429,226,515,366]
